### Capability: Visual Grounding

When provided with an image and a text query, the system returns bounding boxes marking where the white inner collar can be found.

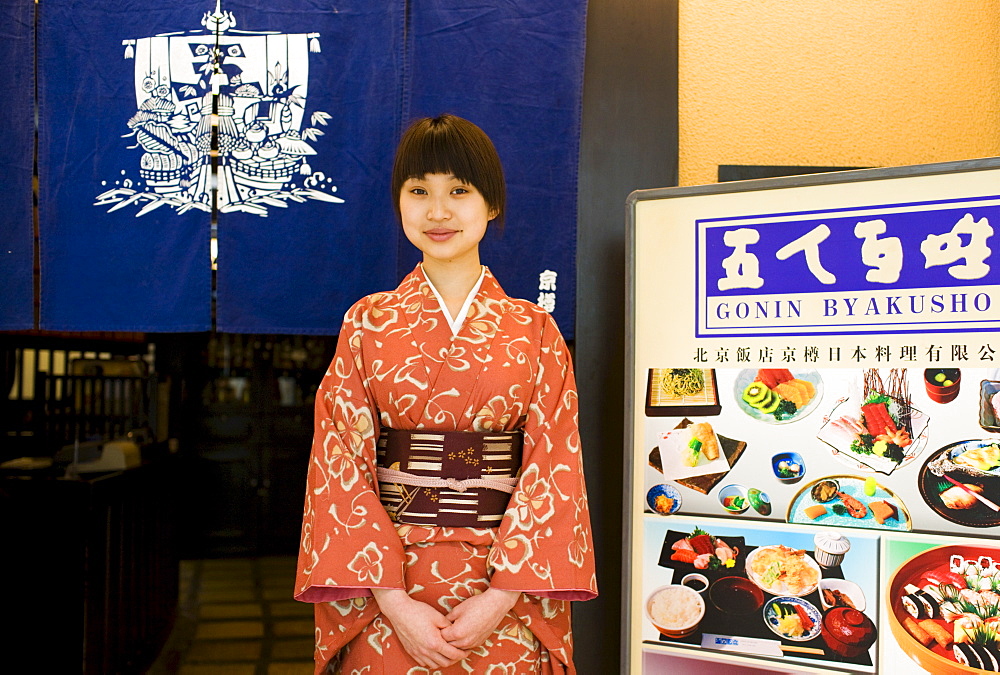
[424,266,486,336]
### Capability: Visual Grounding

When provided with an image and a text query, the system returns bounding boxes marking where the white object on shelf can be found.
[73,440,141,473]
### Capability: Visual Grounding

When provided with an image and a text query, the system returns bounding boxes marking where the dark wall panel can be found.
[574,0,678,672]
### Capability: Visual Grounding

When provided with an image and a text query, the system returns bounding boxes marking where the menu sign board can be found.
[697,198,999,338]
[625,158,1000,674]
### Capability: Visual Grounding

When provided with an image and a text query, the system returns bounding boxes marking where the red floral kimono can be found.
[295,265,597,674]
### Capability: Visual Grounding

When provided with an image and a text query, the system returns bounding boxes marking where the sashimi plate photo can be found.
[733,369,823,425]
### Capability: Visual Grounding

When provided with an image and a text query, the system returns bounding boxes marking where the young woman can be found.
[295,114,597,674]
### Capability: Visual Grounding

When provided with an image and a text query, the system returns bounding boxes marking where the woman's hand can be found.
[372,588,470,668]
[440,588,521,650]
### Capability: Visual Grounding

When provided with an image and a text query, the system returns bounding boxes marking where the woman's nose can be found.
[428,197,450,220]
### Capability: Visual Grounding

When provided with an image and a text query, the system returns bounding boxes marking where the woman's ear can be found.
[488,208,499,221]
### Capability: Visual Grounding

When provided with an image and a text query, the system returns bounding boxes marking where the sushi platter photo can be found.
[888,544,1000,673]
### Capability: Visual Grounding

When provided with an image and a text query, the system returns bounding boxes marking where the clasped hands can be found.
[372,587,520,669]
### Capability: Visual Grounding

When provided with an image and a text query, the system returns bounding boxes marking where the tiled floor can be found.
[148,556,314,675]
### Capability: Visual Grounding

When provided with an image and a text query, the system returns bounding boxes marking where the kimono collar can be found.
[397,264,510,341]
[420,263,486,336]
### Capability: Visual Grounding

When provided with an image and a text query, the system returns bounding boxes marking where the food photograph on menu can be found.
[642,366,1000,537]
[638,365,1000,672]
[641,517,880,671]
[883,536,1000,674]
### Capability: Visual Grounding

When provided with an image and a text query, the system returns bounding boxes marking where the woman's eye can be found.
[410,187,427,195]
[452,187,469,195]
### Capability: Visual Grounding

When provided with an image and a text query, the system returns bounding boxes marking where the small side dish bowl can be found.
[980,380,1000,433]
[646,484,682,515]
[763,596,822,642]
[924,368,961,404]
[718,484,749,513]
[645,584,705,638]
[772,452,805,482]
[748,488,772,516]
[680,573,709,593]
[819,578,866,612]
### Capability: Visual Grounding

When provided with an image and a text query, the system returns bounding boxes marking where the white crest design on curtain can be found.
[97,1,343,217]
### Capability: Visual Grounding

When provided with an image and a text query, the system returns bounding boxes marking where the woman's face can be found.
[399,173,495,268]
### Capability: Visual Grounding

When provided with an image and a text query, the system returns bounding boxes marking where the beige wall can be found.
[679,1,1000,186]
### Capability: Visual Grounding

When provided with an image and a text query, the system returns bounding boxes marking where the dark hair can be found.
[391,114,506,229]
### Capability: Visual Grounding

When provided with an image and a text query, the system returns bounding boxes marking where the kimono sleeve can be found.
[294,301,407,603]
[488,311,598,601]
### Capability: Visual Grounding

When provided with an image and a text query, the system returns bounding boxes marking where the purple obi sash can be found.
[375,428,523,528]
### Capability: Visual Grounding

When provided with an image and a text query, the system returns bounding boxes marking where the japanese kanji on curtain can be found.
[404,0,588,338]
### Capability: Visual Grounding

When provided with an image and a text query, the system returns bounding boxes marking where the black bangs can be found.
[400,123,477,185]
[391,114,506,229]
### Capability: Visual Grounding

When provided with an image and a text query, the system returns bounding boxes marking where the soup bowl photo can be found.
[709,576,764,616]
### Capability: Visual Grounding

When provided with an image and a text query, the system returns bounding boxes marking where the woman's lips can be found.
[425,228,458,242]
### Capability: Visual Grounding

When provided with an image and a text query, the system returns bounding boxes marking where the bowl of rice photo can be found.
[645,584,706,638]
